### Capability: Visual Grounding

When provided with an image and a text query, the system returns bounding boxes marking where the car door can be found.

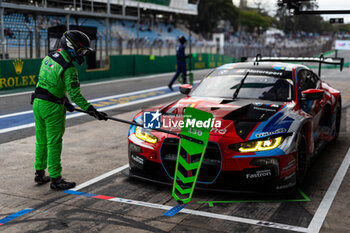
[297,69,325,136]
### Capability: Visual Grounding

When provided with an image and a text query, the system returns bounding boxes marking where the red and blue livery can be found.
[126,55,343,193]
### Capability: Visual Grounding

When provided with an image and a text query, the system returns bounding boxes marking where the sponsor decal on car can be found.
[276,182,296,190]
[253,106,278,112]
[217,64,237,70]
[131,154,144,166]
[246,169,272,179]
[283,172,295,181]
[247,69,284,76]
[255,128,286,138]
[282,160,295,171]
[272,65,286,71]
[210,128,227,134]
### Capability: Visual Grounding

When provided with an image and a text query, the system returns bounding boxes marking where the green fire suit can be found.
[33,49,91,178]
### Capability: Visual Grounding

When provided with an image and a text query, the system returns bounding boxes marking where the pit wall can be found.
[0,54,235,91]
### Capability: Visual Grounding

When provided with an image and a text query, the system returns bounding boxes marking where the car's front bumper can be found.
[127,148,297,194]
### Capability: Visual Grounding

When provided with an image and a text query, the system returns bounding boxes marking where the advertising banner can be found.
[335,40,350,50]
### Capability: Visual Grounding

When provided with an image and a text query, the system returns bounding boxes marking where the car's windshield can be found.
[191,69,294,101]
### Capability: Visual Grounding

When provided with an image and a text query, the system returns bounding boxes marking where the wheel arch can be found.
[331,94,342,114]
[300,119,314,156]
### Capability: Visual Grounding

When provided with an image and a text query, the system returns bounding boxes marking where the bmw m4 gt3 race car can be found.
[126,55,343,193]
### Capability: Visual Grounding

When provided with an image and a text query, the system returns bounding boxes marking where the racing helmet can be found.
[178,35,187,44]
[60,30,93,65]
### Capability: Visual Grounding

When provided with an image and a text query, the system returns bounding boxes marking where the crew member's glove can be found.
[86,105,108,121]
[64,102,75,112]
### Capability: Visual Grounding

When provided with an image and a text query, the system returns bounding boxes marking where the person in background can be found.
[168,35,190,91]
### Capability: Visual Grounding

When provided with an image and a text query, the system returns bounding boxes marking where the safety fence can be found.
[1,21,35,59]
[224,40,334,58]
[0,53,235,91]
[1,34,216,69]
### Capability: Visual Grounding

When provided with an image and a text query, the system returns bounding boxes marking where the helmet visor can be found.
[77,47,92,56]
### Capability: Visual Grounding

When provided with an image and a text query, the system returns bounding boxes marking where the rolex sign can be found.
[0,58,41,90]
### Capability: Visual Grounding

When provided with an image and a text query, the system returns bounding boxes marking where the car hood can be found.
[158,96,294,141]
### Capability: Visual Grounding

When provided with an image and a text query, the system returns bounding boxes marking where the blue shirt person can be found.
[168,36,190,91]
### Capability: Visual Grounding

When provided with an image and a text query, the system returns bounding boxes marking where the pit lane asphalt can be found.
[0,69,212,144]
[1,59,350,233]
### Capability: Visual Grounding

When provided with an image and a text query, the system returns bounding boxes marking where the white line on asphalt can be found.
[180,209,308,232]
[0,110,33,119]
[108,196,309,232]
[71,164,129,191]
[0,91,34,98]
[81,72,175,87]
[84,83,182,103]
[0,69,209,98]
[0,73,173,98]
[0,82,180,119]
[70,162,308,232]
[68,145,350,232]
[81,69,210,88]
[0,91,180,134]
[307,147,350,233]
[0,122,36,134]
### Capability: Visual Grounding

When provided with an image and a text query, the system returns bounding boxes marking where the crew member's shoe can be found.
[168,84,173,91]
[50,177,76,190]
[34,170,50,185]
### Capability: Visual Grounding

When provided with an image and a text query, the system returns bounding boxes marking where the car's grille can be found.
[160,138,222,184]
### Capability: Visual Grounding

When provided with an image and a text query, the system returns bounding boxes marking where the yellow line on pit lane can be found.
[91,91,166,108]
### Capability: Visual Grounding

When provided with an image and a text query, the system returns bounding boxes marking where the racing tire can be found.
[296,133,308,185]
[334,98,341,140]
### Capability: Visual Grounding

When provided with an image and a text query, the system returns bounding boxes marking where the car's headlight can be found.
[135,126,158,144]
[230,136,284,152]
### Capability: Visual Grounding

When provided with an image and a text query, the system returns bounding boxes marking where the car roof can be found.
[216,62,310,72]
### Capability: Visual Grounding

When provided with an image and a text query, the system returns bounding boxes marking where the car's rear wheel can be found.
[296,133,308,185]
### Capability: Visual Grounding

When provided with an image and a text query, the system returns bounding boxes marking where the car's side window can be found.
[310,72,320,89]
[298,69,318,91]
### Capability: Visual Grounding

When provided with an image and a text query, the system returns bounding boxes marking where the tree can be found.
[186,0,239,39]
[240,10,272,32]
[275,1,325,34]
[336,24,350,34]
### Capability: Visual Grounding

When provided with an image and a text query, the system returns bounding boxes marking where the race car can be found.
[126,55,343,193]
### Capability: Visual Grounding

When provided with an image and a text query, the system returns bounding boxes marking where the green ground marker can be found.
[307,61,350,69]
[315,50,335,57]
[172,107,213,204]
[197,189,311,207]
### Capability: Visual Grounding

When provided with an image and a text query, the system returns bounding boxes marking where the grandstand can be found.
[0,0,210,67]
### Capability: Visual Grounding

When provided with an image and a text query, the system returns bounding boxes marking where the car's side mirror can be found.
[179,84,192,95]
[301,89,324,101]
